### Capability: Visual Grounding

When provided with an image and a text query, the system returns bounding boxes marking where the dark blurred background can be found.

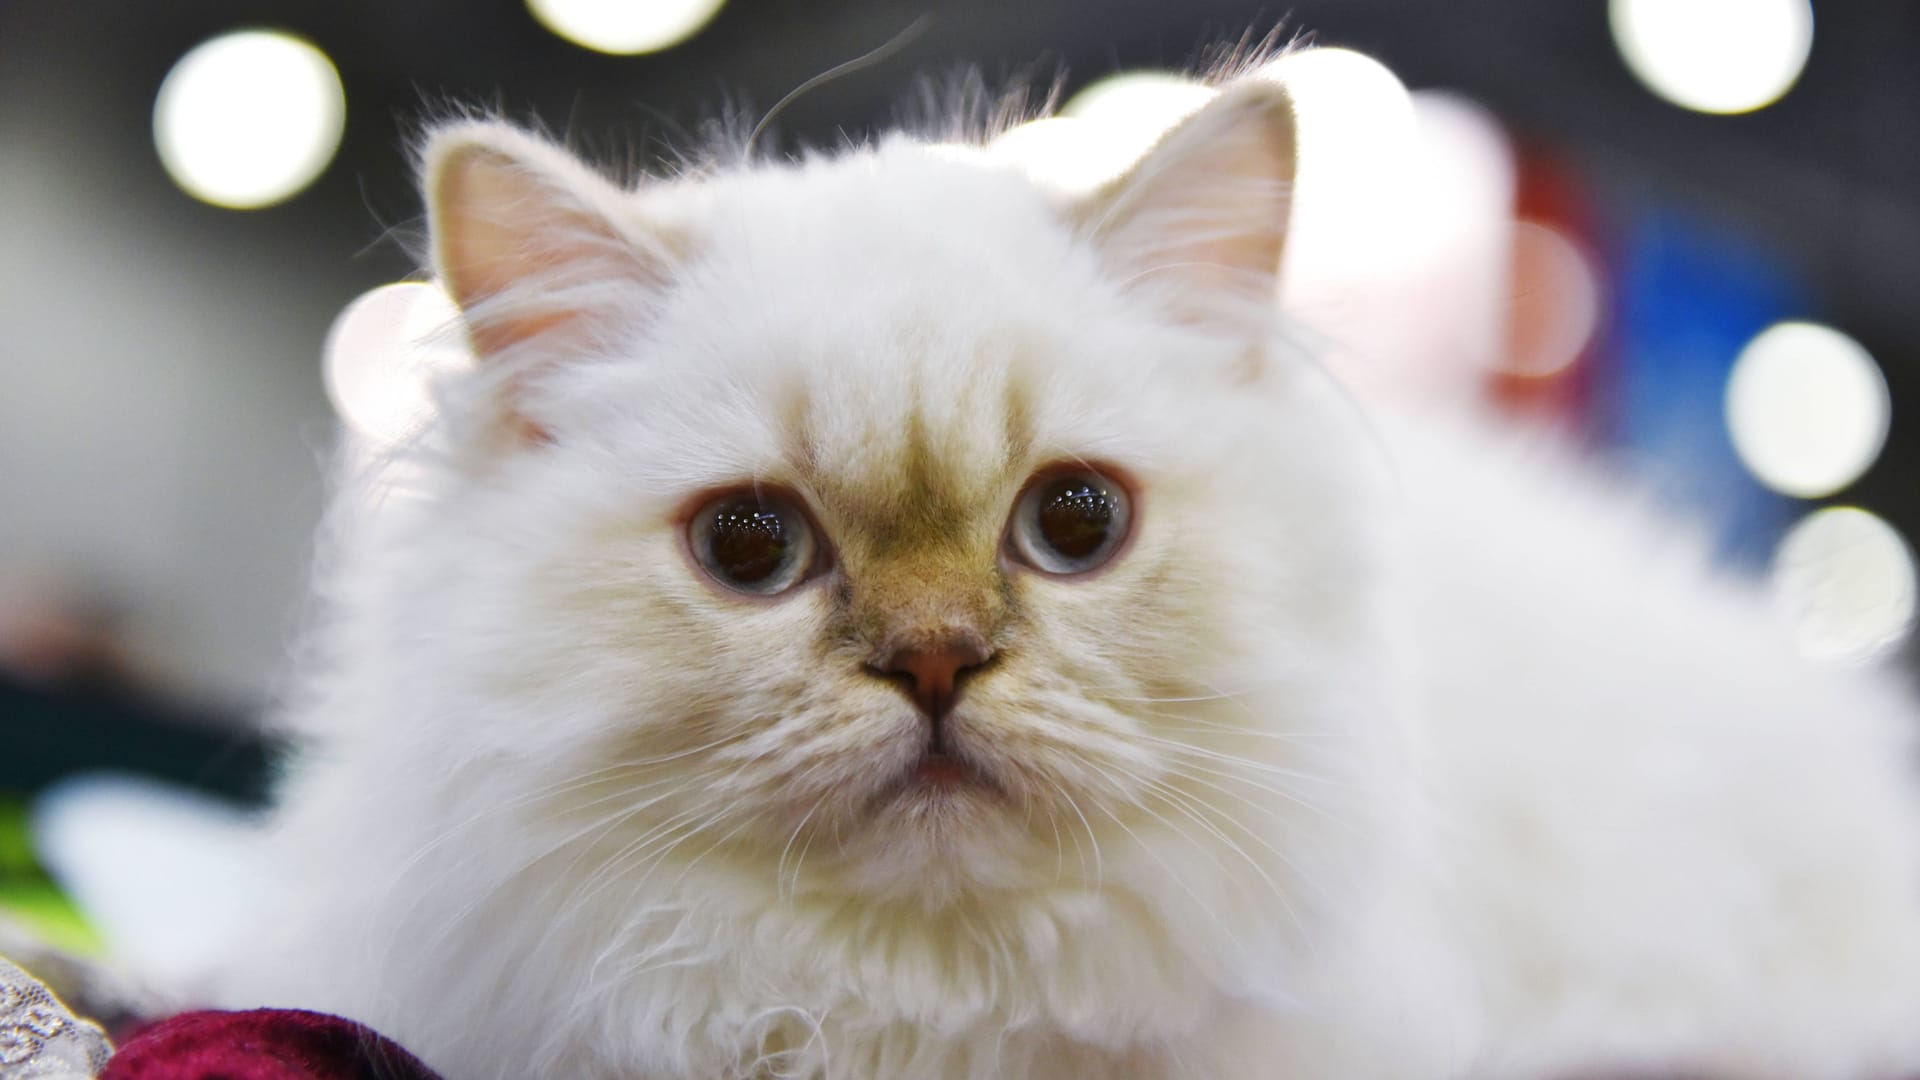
[1,0,1915,960]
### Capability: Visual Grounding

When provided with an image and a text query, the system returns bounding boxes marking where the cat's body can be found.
[220,70,1920,1080]
[1391,415,1920,1079]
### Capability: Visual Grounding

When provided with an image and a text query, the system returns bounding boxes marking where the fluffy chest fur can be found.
[254,743,1455,1079]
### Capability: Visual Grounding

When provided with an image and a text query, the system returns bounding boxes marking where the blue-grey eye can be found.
[1008,470,1132,576]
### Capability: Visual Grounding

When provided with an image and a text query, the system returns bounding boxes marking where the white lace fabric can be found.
[0,956,110,1080]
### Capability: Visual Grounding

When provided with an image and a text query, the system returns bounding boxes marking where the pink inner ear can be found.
[463,305,581,359]
[434,154,577,356]
[434,148,535,304]
[1078,85,1297,320]
[429,136,652,364]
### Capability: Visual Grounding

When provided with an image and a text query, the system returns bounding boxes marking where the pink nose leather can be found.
[875,634,992,719]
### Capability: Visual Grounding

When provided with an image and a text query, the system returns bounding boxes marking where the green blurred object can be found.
[0,797,101,956]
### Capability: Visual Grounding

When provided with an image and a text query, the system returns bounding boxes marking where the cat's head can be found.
[386,78,1402,925]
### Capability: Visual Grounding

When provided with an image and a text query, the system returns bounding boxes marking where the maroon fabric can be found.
[101,1009,442,1080]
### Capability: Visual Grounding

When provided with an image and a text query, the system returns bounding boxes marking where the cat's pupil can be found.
[1036,479,1115,560]
[708,502,789,584]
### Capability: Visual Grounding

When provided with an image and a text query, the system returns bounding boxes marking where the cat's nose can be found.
[870,632,993,720]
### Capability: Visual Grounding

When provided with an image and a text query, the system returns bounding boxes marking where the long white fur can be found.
[217,70,1920,1080]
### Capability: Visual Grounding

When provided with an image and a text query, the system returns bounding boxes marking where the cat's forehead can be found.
[682,144,1082,317]
[652,146,1117,535]
[777,333,1036,546]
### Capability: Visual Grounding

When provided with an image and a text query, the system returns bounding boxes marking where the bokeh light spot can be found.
[994,72,1213,193]
[991,117,1151,193]
[1726,321,1890,499]
[153,30,346,210]
[1610,0,1812,114]
[527,0,726,55]
[1062,71,1216,130]
[323,282,470,445]
[1500,221,1603,379]
[1265,48,1417,281]
[1267,47,1415,177]
[1771,507,1917,665]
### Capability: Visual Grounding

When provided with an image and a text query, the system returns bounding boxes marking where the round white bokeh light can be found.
[993,72,1213,193]
[323,282,470,445]
[1610,0,1813,114]
[1502,221,1604,379]
[1267,47,1415,180]
[153,30,346,209]
[528,0,726,55]
[1062,71,1216,131]
[1726,321,1890,499]
[1771,507,1918,665]
[1265,48,1417,281]
[991,117,1157,193]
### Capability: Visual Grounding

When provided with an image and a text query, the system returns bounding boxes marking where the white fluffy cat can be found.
[221,66,1920,1080]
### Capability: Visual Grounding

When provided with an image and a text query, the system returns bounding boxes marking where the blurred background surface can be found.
[1,0,1916,961]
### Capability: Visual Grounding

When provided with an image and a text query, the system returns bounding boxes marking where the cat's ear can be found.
[1070,79,1296,331]
[423,121,674,362]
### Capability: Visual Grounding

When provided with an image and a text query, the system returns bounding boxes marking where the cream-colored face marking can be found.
[780,354,1037,660]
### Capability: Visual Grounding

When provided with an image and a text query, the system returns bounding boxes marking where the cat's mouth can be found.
[911,750,978,788]
[888,743,1001,801]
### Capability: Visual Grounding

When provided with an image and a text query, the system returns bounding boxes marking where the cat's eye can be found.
[1006,468,1133,576]
[688,490,819,596]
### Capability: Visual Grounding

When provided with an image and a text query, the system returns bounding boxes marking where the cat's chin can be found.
[861,754,1007,850]
[831,806,1049,903]
[875,746,1004,805]
[812,748,1054,901]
